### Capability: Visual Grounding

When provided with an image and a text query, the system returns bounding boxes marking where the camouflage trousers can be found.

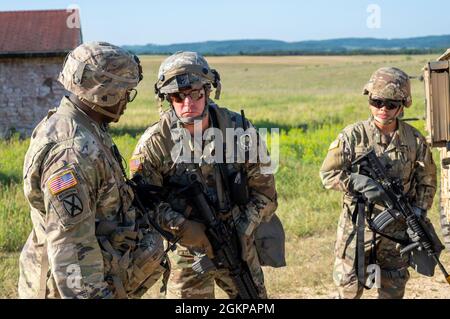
[165,243,267,299]
[333,203,410,299]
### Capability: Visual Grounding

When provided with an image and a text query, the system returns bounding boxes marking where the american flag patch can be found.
[129,156,142,173]
[47,170,78,195]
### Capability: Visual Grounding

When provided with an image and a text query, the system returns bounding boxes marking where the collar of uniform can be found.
[58,96,108,142]
[168,108,178,129]
[368,116,383,145]
[168,105,218,164]
[367,116,405,150]
[387,119,409,151]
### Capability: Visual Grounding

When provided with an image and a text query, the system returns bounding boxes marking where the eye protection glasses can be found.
[126,89,138,103]
[169,89,204,103]
[369,98,403,110]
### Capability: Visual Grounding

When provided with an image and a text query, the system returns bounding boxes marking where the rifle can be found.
[353,149,450,285]
[111,144,178,249]
[127,174,179,252]
[169,164,260,299]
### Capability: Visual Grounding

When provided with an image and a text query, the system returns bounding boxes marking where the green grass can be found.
[0,252,20,298]
[0,54,446,298]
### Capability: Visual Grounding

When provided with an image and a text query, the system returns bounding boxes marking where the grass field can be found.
[1,54,449,298]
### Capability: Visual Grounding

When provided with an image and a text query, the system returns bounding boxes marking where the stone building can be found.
[0,9,82,138]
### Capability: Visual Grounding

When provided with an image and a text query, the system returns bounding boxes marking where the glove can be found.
[177,219,214,258]
[235,207,261,237]
[349,173,391,206]
[406,226,421,243]
[235,208,262,261]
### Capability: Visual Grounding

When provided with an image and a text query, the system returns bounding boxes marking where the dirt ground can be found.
[264,235,450,299]
[272,276,450,299]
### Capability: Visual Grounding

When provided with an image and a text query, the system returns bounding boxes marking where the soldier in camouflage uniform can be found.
[19,42,167,299]
[320,67,437,299]
[130,51,284,299]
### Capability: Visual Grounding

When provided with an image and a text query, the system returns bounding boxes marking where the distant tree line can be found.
[131,48,445,56]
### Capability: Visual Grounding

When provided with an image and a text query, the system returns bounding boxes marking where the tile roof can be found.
[0,9,82,56]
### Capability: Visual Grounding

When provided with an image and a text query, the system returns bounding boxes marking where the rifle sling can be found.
[209,106,233,209]
[355,197,366,288]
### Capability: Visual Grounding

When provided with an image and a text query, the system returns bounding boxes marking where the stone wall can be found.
[0,56,67,138]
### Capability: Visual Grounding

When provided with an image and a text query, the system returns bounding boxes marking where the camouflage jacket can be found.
[19,97,139,298]
[130,102,278,240]
[320,116,437,210]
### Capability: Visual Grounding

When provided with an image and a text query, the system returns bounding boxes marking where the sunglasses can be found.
[169,89,204,103]
[126,89,138,103]
[369,98,403,110]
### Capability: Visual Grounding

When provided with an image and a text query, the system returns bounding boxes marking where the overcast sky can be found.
[2,0,450,45]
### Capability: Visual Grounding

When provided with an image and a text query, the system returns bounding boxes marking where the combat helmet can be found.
[58,41,143,121]
[154,51,221,123]
[363,67,412,107]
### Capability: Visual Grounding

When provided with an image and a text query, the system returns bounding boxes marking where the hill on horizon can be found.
[123,35,450,55]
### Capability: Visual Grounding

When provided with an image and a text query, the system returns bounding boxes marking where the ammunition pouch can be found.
[98,221,166,299]
[408,247,439,277]
[254,214,286,268]
[127,229,167,298]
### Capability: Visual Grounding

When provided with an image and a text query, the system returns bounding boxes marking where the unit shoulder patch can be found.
[61,193,84,217]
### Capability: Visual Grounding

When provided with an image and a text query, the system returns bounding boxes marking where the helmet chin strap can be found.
[80,97,126,122]
[373,116,395,125]
[373,106,403,126]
